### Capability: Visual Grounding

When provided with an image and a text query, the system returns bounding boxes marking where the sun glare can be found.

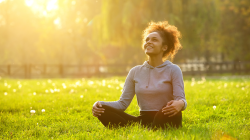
[25,0,58,16]
[53,17,60,25]
[0,0,6,3]
[25,0,34,7]
[46,0,58,11]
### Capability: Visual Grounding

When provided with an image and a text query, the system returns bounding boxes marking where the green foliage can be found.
[0,77,249,139]
[0,0,250,65]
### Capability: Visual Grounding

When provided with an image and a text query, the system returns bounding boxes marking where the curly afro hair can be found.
[142,21,182,61]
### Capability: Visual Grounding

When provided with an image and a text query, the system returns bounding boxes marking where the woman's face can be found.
[144,32,167,57]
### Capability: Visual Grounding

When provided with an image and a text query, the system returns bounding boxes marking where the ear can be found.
[162,45,168,51]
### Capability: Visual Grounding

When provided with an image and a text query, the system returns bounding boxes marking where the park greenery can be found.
[0,0,250,65]
[0,77,249,139]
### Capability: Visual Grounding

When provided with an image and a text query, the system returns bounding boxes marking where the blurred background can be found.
[0,0,250,78]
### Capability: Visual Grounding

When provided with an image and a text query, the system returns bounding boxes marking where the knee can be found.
[101,105,112,110]
[101,105,121,113]
[153,111,182,129]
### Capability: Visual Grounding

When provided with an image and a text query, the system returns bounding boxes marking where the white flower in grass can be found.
[88,81,94,85]
[191,77,195,82]
[224,83,227,88]
[80,95,83,98]
[191,82,195,86]
[41,109,45,113]
[201,76,206,82]
[33,92,36,95]
[50,89,54,93]
[30,110,36,114]
[4,92,7,95]
[213,106,216,110]
[75,81,81,86]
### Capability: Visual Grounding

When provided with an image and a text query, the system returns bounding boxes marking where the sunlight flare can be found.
[46,0,58,11]
[25,0,34,7]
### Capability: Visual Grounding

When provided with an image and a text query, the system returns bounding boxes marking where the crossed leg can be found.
[97,105,182,129]
[97,105,139,128]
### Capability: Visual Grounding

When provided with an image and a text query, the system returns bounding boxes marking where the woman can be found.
[92,21,187,129]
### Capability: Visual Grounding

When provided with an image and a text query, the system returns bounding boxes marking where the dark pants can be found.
[98,105,182,130]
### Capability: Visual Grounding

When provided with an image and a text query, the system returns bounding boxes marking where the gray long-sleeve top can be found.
[100,60,187,111]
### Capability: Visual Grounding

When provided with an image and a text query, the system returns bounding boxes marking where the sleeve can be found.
[171,65,187,111]
[99,67,136,111]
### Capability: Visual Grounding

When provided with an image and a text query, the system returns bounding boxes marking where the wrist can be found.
[179,100,185,108]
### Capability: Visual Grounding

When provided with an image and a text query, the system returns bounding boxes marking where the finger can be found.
[93,107,105,113]
[94,112,101,117]
[164,111,175,116]
[93,106,105,111]
[97,102,102,108]
[163,110,176,115]
[93,109,105,114]
[93,108,104,112]
[162,105,174,111]
[168,112,177,117]
[92,111,98,117]
[162,107,174,112]
[167,100,174,106]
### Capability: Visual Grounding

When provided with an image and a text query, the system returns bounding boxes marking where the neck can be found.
[148,55,164,67]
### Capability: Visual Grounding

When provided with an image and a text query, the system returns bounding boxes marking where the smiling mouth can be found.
[145,44,153,50]
[146,46,153,50]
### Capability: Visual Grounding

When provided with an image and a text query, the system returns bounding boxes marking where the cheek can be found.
[143,43,147,49]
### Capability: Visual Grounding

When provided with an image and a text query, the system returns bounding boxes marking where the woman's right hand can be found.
[92,101,105,117]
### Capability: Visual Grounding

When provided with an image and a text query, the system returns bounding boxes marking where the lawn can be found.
[0,76,249,139]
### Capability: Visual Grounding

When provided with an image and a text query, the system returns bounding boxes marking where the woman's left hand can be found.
[162,100,184,117]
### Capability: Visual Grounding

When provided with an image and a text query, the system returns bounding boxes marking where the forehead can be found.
[146,32,161,39]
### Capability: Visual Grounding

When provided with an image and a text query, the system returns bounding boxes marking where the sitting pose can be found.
[92,21,187,129]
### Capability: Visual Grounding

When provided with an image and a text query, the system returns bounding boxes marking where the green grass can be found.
[0,76,249,139]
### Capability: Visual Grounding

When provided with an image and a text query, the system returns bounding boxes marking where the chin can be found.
[145,51,153,56]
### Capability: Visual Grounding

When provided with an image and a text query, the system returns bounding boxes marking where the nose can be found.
[144,42,149,49]
[145,39,152,46]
